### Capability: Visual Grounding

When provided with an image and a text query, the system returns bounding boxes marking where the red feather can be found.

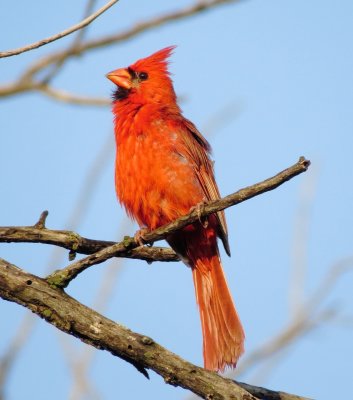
[107,47,244,371]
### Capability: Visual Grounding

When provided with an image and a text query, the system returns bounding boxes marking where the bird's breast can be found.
[114,117,203,229]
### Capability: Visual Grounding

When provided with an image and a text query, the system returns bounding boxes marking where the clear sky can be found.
[1,1,353,399]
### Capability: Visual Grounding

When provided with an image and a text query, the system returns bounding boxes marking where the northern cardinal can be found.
[106,46,244,371]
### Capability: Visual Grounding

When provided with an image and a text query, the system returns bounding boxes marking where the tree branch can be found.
[75,0,244,55]
[0,258,311,400]
[139,157,310,244]
[40,0,100,86]
[0,0,120,58]
[0,157,310,288]
[37,85,110,106]
[0,225,178,262]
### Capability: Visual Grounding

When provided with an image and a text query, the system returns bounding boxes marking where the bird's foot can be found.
[190,198,209,228]
[134,228,150,246]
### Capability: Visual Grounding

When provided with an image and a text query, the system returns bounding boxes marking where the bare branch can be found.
[289,166,318,316]
[37,85,110,106]
[140,157,310,245]
[34,210,49,229]
[41,0,99,85]
[75,0,244,54]
[42,157,310,288]
[226,256,353,380]
[0,313,35,398]
[0,225,178,263]
[0,258,311,400]
[0,0,120,58]
[234,307,336,378]
[306,255,353,312]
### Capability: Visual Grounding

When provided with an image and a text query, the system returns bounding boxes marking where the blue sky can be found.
[1,0,353,399]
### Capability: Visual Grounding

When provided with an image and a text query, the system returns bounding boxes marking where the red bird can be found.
[106,46,244,371]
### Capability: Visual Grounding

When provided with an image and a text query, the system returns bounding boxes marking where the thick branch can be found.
[0,258,310,400]
[0,0,120,58]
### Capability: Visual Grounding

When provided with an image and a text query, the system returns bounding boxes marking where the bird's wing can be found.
[179,118,231,256]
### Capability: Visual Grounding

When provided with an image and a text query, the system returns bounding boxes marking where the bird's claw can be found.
[190,199,209,228]
[134,228,150,246]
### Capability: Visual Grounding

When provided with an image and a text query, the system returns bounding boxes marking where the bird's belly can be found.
[116,135,203,229]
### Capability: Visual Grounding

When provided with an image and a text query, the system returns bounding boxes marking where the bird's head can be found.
[106,46,177,107]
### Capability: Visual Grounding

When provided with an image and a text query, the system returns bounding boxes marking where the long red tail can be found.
[191,252,245,372]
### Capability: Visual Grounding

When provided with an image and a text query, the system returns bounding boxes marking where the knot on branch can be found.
[46,270,70,289]
[164,374,179,386]
[141,336,154,345]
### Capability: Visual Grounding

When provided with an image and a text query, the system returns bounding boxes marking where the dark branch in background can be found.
[0,0,243,105]
[0,259,311,400]
[0,313,35,399]
[0,157,310,289]
[37,85,111,106]
[41,0,99,85]
[75,0,244,55]
[0,0,120,58]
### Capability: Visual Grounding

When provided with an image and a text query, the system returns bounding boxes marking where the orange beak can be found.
[106,68,132,89]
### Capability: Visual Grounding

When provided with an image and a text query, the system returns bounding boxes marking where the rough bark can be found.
[0,259,310,400]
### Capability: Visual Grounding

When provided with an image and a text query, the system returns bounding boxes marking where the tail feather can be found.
[191,253,244,372]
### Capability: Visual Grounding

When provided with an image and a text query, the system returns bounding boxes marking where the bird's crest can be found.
[130,46,176,77]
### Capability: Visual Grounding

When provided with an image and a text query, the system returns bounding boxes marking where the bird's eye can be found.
[138,72,148,81]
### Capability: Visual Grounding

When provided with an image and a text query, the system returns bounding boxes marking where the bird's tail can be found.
[191,251,245,372]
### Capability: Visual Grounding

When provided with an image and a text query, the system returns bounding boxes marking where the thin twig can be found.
[38,85,110,106]
[289,166,318,316]
[41,0,99,85]
[0,313,36,398]
[0,0,120,58]
[34,210,49,229]
[233,308,336,378]
[74,0,243,54]
[227,256,353,380]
